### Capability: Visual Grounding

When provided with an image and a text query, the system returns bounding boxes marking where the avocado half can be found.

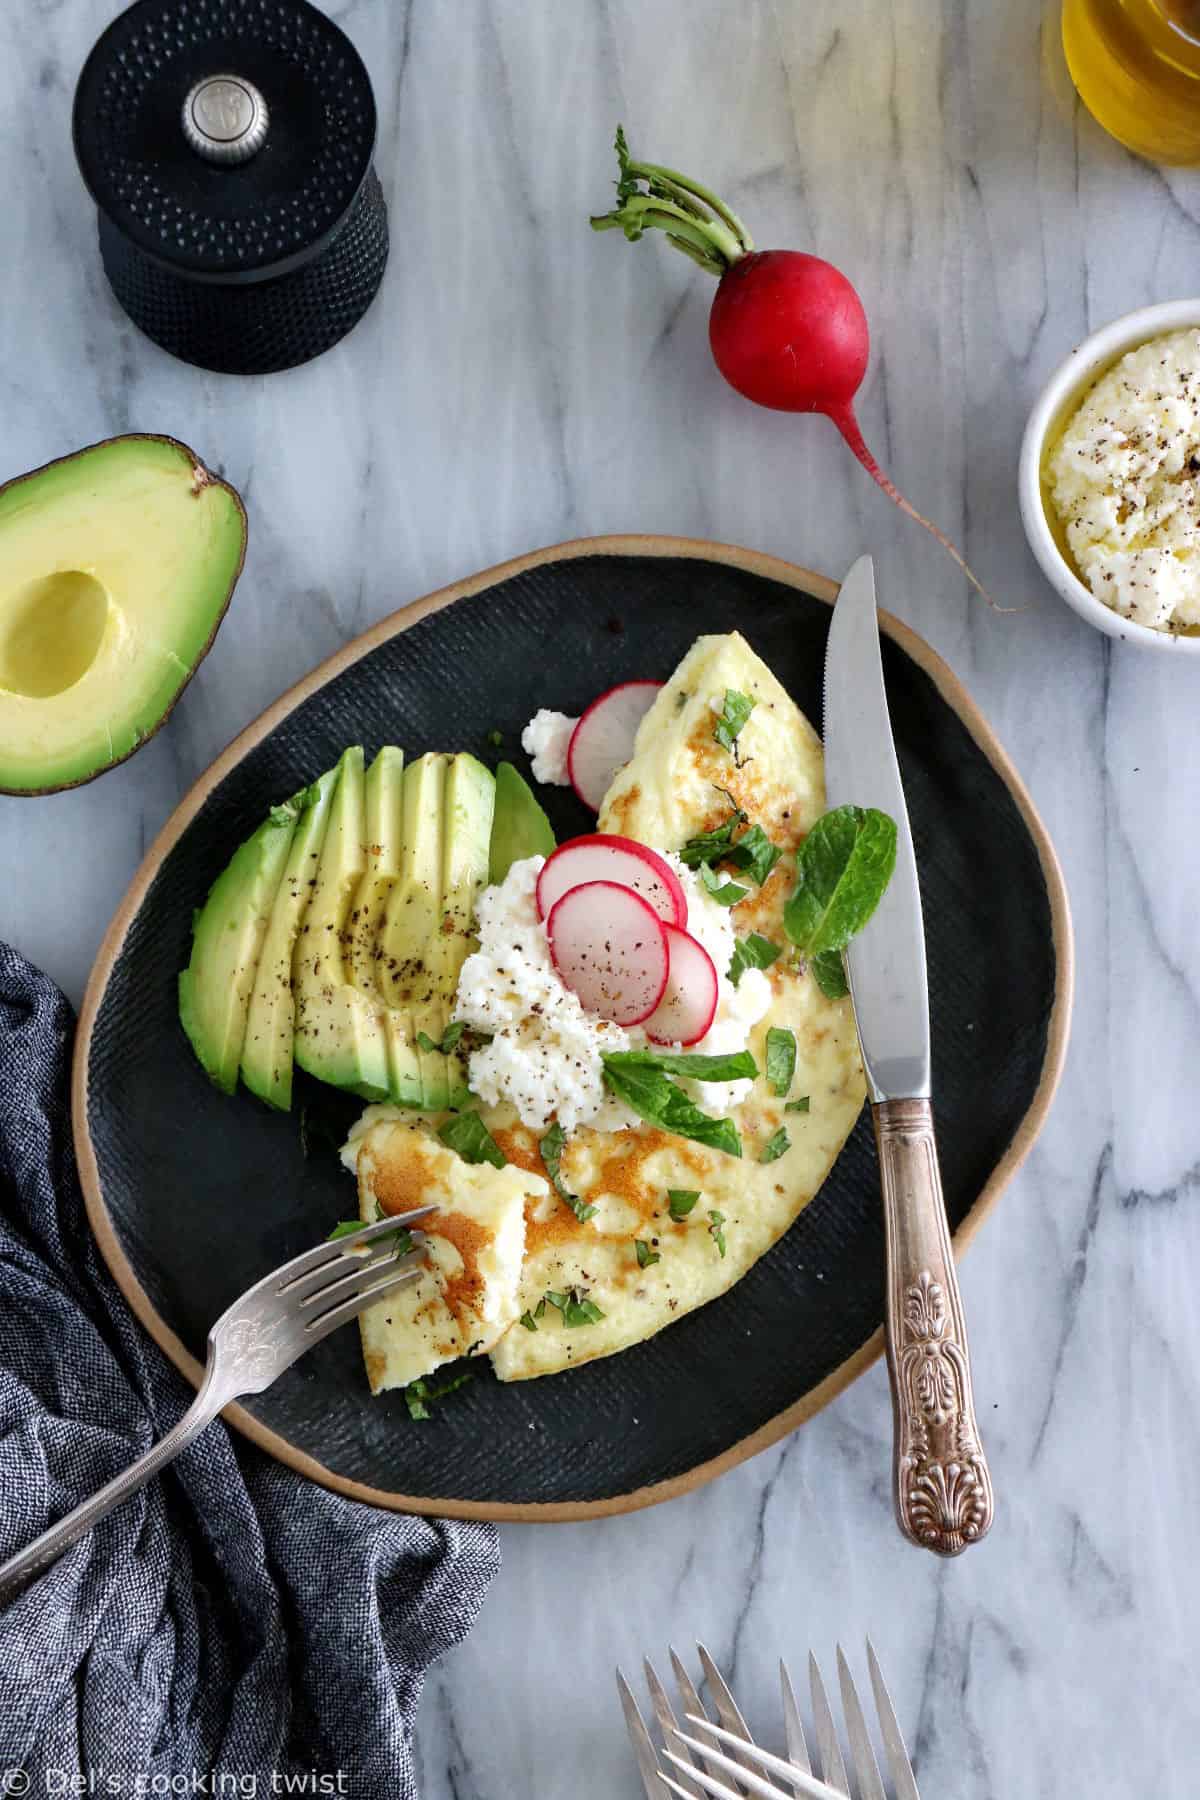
[0,435,246,795]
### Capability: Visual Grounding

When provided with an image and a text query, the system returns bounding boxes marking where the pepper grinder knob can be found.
[181,74,269,165]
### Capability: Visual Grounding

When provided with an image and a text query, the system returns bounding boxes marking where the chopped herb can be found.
[728,933,781,986]
[783,807,897,991]
[765,1027,797,1097]
[438,1111,507,1168]
[635,1239,661,1269]
[417,1020,466,1055]
[543,1287,605,1327]
[785,1096,811,1114]
[601,1056,742,1157]
[714,687,756,755]
[708,1210,727,1257]
[404,1366,474,1421]
[325,1218,414,1255]
[605,1047,757,1082]
[699,861,749,907]
[679,803,747,868]
[519,1310,540,1331]
[668,1188,701,1220]
[724,822,782,886]
[487,729,504,747]
[540,1122,598,1223]
[759,1127,790,1163]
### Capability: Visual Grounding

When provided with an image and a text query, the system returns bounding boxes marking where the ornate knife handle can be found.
[872,1097,993,1556]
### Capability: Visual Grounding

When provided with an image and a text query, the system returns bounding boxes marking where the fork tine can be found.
[660,1775,735,1800]
[670,1648,732,1783]
[275,1207,439,1291]
[302,1266,421,1340]
[836,1648,886,1800]
[808,1655,851,1796]
[681,1722,842,1800]
[780,1661,812,1779]
[300,1245,424,1314]
[645,1660,702,1796]
[618,1669,671,1800]
[866,1642,921,1800]
[663,1750,770,1800]
[697,1642,757,1789]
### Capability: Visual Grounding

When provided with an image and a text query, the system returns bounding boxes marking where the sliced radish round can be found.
[536,833,687,929]
[645,926,719,1047]
[546,880,669,1026]
[567,681,662,810]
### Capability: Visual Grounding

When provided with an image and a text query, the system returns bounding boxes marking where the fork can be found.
[618,1640,919,1800]
[0,1207,435,1604]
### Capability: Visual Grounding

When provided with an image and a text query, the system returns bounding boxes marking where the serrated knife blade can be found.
[821,554,929,1103]
[820,554,993,1556]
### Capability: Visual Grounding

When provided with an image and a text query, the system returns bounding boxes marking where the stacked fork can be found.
[618,1642,919,1800]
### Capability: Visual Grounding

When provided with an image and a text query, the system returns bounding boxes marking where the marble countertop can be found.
[4,0,1200,1792]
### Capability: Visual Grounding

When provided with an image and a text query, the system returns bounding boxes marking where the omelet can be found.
[346,631,866,1390]
[351,1112,546,1393]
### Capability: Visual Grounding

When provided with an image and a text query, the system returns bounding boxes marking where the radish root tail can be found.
[829,406,1014,613]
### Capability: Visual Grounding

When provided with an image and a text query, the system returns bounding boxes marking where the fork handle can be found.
[0,1362,222,1605]
[874,1097,994,1556]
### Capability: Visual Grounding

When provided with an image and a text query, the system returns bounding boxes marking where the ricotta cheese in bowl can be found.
[1047,326,1200,634]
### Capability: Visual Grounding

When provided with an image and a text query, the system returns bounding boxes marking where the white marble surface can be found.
[4,0,1200,1792]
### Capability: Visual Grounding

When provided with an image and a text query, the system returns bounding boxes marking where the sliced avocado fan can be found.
[180,745,499,1112]
[179,795,302,1096]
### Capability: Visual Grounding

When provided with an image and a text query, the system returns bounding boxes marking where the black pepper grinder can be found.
[72,0,389,375]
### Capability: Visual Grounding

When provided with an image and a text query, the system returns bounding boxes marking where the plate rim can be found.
[72,532,1075,1522]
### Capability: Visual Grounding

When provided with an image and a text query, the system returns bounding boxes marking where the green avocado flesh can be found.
[0,435,246,794]
[179,797,301,1096]
[181,746,496,1112]
[489,760,556,884]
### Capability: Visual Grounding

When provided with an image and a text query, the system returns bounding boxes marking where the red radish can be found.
[590,129,992,604]
[546,880,670,1025]
[537,833,687,928]
[567,680,662,810]
[645,925,719,1046]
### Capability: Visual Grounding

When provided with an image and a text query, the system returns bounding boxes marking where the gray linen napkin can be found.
[0,943,498,1796]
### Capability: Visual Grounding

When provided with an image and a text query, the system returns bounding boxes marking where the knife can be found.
[822,554,993,1557]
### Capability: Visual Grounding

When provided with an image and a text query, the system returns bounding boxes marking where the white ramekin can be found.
[1018,298,1200,656]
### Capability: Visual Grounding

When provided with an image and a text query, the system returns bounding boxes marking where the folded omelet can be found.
[348,631,866,1389]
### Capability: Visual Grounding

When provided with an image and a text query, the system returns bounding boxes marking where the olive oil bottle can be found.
[1062,0,1200,163]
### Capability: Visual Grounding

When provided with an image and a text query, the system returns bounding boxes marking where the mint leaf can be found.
[784,807,897,974]
[714,687,755,755]
[418,1021,466,1055]
[786,1096,811,1114]
[519,1310,539,1331]
[728,934,780,986]
[708,1210,727,1257]
[326,1219,414,1256]
[760,1127,790,1163]
[765,1027,796,1098]
[699,861,748,907]
[811,949,849,999]
[543,1287,605,1327]
[327,1219,366,1240]
[404,1366,474,1421]
[635,1239,661,1269]
[602,1056,741,1157]
[604,1048,757,1083]
[540,1122,598,1223]
[725,823,781,886]
[438,1112,506,1168]
[668,1188,701,1220]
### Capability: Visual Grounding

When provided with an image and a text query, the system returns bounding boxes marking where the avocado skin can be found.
[0,434,246,797]
[178,795,301,1096]
[488,761,556,885]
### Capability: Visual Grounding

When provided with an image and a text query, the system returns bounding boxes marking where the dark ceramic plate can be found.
[75,539,1072,1519]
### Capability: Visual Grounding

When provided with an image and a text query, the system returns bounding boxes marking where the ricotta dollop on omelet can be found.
[346,631,866,1390]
